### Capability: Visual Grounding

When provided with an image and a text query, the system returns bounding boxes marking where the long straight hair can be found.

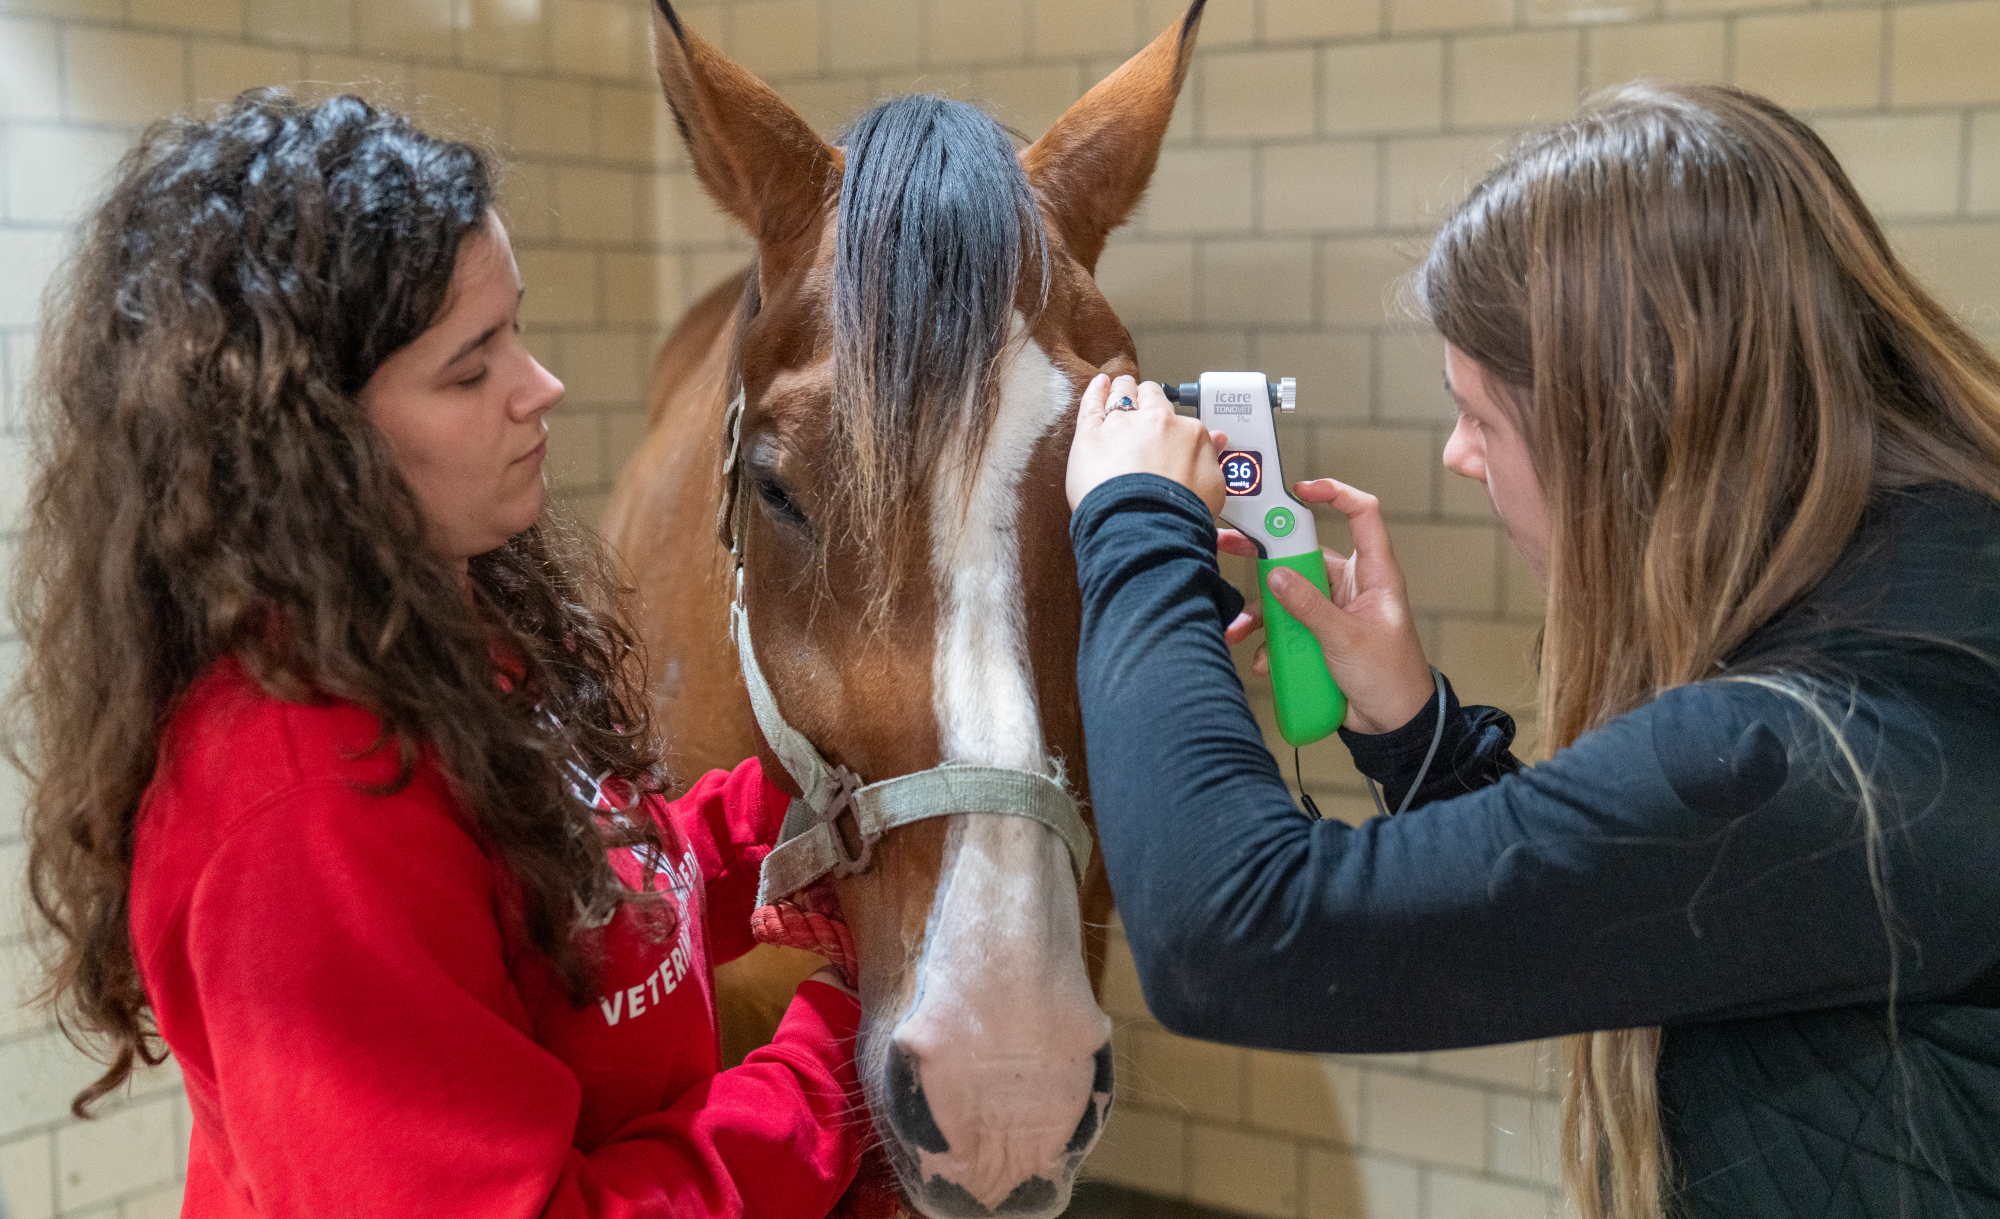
[1416,83,2000,1217]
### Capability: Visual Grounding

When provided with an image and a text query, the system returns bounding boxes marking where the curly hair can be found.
[7,90,670,1116]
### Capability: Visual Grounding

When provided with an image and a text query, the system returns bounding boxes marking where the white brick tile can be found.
[1888,222,2000,322]
[1525,0,1646,24]
[555,166,639,244]
[1264,0,1378,42]
[1501,545,1544,622]
[689,250,754,301]
[0,839,24,941]
[1323,41,1444,136]
[500,161,558,243]
[1253,332,1372,423]
[1428,1169,1557,1218]
[1732,9,1882,114]
[1202,48,1315,140]
[827,0,919,72]
[1814,114,1963,221]
[0,18,62,121]
[464,0,548,72]
[1451,29,1581,128]
[603,251,687,327]
[1427,1040,1551,1093]
[246,0,354,48]
[1322,238,1423,329]
[0,0,120,17]
[1491,1092,1561,1186]
[1306,1147,1419,1219]
[1137,147,1253,235]
[0,430,36,543]
[562,331,647,403]
[53,1096,179,1212]
[300,52,399,103]
[3,123,130,227]
[1585,20,1725,93]
[604,407,651,474]
[1132,327,1251,380]
[0,935,47,1040]
[1248,1050,1360,1142]
[507,77,596,159]
[974,63,1083,140]
[546,408,607,493]
[554,0,646,79]
[1264,140,1378,234]
[1128,1025,1244,1120]
[355,0,453,58]
[1392,0,1513,35]
[1390,524,1500,614]
[1365,1070,1487,1170]
[596,84,672,166]
[1202,239,1314,325]
[62,27,188,125]
[926,0,1026,66]
[1187,1124,1300,1219]
[1084,1104,1185,1195]
[1315,427,1435,518]
[1100,932,1150,1022]
[1376,329,1449,422]
[1973,112,2000,216]
[1148,0,1253,45]
[409,65,505,141]
[0,1132,54,1219]
[775,77,873,139]
[1662,0,1803,14]
[131,0,240,36]
[1096,239,1196,325]
[122,1181,187,1219]
[1890,0,2000,108]
[675,3,726,48]
[0,1032,106,1141]
[646,170,738,246]
[516,248,600,326]
[1384,134,1503,231]
[191,42,307,109]
[1032,0,1136,57]
[731,0,820,80]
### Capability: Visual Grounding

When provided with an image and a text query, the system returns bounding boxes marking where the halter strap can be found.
[718,390,1092,908]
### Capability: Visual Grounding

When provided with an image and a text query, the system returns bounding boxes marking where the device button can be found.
[1265,506,1297,538]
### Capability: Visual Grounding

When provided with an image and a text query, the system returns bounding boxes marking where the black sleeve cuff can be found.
[1072,474,1245,624]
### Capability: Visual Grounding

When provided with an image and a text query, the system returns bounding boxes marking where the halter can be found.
[718,391,1093,908]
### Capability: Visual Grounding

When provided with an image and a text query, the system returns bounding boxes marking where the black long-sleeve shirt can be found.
[1072,474,2000,1214]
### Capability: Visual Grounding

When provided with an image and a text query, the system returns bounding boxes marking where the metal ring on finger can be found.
[1109,395,1137,411]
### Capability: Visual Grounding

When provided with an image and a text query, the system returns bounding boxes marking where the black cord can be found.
[1293,747,1322,820]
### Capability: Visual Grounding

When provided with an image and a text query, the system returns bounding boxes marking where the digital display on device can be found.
[1220,451,1263,496]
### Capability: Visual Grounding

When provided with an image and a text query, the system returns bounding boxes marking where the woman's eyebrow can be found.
[444,324,503,367]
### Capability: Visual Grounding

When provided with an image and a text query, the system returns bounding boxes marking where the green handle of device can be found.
[1257,551,1348,747]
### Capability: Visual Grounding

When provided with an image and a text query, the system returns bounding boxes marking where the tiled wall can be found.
[2,0,1997,1215]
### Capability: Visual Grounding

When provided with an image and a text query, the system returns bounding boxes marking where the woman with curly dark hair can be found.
[9,90,871,1217]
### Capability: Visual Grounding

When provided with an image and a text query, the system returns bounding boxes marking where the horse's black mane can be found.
[827,94,1047,601]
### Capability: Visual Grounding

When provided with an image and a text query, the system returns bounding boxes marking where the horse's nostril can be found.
[1065,1043,1115,1154]
[997,1176,1059,1214]
[888,1043,952,1154]
[1091,1041,1113,1096]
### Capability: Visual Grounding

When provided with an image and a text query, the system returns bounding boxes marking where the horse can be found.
[600,3,1207,1214]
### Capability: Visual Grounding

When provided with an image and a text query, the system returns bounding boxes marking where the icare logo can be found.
[1220,450,1263,496]
[1213,390,1256,417]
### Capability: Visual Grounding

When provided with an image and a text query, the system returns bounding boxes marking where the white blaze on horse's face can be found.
[881,330,1112,1218]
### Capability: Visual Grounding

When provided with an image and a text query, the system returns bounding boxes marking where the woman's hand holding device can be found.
[1222,479,1433,735]
[1067,374,1228,514]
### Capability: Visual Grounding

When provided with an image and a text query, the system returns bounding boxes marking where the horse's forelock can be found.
[829,95,1047,613]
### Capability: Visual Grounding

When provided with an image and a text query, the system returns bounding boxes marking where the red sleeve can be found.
[652,758,791,965]
[180,776,862,1218]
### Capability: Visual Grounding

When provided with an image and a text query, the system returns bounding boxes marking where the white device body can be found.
[1196,371,1318,560]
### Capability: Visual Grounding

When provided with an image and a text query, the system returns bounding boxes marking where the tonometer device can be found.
[1163,373,1347,747]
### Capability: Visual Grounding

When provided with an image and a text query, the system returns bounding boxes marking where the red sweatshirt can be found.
[130,657,867,1217]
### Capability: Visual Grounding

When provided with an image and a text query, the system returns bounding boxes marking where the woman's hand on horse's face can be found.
[1221,480,1435,736]
[1067,374,1227,515]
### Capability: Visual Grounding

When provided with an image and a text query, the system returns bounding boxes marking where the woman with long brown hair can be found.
[1066,83,2000,1215]
[8,90,877,1217]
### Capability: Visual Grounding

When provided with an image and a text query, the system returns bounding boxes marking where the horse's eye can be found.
[756,476,808,528]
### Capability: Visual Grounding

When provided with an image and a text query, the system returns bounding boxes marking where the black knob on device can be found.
[1160,382,1201,405]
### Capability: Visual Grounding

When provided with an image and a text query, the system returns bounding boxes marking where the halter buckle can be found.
[819,766,874,877]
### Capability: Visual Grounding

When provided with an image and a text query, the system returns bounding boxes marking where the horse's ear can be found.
[1021,0,1205,273]
[651,0,839,264]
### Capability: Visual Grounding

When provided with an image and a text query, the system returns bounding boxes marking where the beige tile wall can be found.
[3,0,1998,1215]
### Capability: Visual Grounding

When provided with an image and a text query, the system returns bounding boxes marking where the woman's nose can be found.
[1441,417,1485,483]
